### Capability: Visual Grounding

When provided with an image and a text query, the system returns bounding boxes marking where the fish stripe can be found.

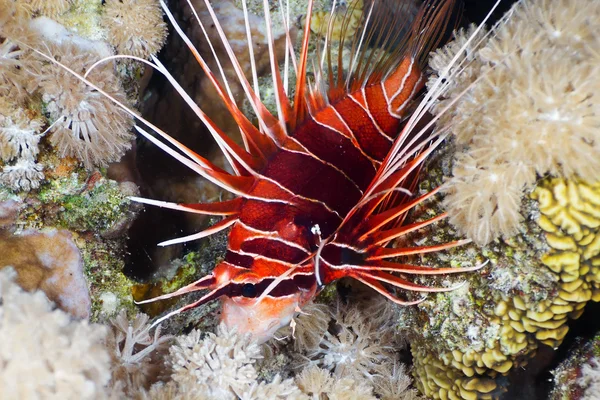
[292,117,377,190]
[241,238,308,264]
[349,91,394,142]
[333,96,395,161]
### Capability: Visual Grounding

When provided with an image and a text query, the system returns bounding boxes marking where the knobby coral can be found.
[428,0,600,245]
[101,0,168,59]
[36,42,135,169]
[399,171,600,399]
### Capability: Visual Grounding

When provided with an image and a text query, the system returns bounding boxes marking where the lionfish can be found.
[39,0,498,342]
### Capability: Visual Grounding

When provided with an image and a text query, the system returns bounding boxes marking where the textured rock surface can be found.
[550,332,600,400]
[0,228,91,318]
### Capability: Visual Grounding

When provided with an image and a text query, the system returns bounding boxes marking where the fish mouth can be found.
[220,295,299,344]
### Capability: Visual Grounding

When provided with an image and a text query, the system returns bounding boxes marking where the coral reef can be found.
[428,0,600,245]
[0,268,179,399]
[37,41,134,169]
[0,167,141,321]
[142,324,305,400]
[398,169,600,399]
[0,0,163,325]
[408,0,600,396]
[0,0,168,179]
[268,297,422,400]
[101,0,168,59]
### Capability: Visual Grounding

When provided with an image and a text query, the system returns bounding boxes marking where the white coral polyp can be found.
[101,0,168,59]
[0,268,111,399]
[306,306,394,381]
[0,158,44,191]
[428,0,600,245]
[170,325,262,399]
[0,112,44,162]
[38,43,134,169]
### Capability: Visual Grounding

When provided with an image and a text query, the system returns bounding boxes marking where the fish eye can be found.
[241,283,257,298]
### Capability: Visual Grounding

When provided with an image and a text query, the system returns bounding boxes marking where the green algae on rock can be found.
[56,0,105,41]
[0,153,141,321]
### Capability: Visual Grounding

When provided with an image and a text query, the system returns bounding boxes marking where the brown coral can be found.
[101,0,168,59]
[0,228,92,318]
[428,0,600,245]
[36,42,134,169]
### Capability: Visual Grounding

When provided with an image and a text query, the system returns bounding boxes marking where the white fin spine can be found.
[158,215,238,247]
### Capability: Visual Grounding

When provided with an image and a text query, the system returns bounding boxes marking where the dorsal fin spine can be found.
[292,0,315,129]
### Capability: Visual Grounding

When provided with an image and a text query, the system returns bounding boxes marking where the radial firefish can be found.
[40,0,494,343]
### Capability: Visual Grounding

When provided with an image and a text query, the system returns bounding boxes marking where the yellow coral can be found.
[533,177,600,314]
[410,176,600,399]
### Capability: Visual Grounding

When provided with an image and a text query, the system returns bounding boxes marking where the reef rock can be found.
[0,228,91,318]
[550,332,600,400]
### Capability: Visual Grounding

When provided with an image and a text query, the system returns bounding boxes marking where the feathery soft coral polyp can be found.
[101,0,167,59]
[37,43,134,169]
[429,0,600,245]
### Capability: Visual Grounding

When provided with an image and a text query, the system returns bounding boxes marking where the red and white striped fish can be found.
[37,0,499,342]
